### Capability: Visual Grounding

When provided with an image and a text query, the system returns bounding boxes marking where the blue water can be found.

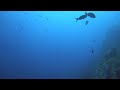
[0,11,120,79]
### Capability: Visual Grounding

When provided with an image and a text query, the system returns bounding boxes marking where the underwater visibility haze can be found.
[0,11,120,79]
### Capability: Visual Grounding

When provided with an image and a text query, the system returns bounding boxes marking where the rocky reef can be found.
[95,57,120,79]
[94,23,120,79]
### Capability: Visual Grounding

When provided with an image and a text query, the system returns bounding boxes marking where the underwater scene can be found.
[0,11,120,79]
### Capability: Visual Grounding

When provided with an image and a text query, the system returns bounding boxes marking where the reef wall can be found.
[94,23,120,79]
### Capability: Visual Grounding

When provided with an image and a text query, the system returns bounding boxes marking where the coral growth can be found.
[94,23,120,79]
[104,48,117,60]
[95,57,120,79]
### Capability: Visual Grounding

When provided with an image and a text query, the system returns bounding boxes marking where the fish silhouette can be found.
[85,21,89,25]
[91,47,94,54]
[75,12,88,22]
[87,12,96,18]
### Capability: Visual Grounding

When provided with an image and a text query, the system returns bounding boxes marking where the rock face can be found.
[94,23,120,79]
[95,57,120,79]
[104,48,117,60]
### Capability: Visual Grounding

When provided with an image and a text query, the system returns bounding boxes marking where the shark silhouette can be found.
[75,12,96,25]
[75,12,96,22]
[75,12,88,22]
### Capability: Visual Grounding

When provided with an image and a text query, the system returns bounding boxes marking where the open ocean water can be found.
[0,11,120,79]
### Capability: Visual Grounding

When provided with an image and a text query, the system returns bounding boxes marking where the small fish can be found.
[85,21,88,25]
[87,12,96,18]
[75,12,87,22]
[91,47,94,54]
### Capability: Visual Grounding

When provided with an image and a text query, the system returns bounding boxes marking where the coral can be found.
[104,48,117,60]
[93,22,120,79]
[95,50,120,79]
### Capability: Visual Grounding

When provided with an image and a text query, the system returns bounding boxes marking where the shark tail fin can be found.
[76,18,78,22]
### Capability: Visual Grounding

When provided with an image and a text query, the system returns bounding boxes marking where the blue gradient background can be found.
[0,11,120,79]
